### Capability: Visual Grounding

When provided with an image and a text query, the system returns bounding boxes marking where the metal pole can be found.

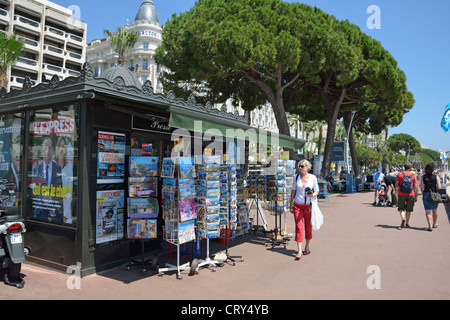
[345,111,356,172]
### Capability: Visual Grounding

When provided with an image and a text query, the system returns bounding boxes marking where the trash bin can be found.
[345,173,356,193]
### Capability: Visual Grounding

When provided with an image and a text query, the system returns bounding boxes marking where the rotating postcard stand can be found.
[158,157,198,279]
[217,163,243,266]
[126,156,160,273]
[265,159,292,248]
[195,155,223,272]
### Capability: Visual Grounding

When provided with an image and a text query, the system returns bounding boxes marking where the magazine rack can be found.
[195,155,223,271]
[158,157,198,279]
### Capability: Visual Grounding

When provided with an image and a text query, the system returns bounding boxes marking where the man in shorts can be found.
[395,162,418,230]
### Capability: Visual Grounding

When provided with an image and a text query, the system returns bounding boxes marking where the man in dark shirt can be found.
[383,174,397,207]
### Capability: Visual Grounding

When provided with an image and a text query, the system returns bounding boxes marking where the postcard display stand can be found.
[218,162,244,265]
[126,156,159,272]
[195,155,224,271]
[158,158,198,279]
[265,159,295,248]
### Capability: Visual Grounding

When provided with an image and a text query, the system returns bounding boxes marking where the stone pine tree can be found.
[155,0,414,176]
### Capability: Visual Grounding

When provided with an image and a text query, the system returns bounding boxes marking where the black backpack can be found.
[400,171,414,194]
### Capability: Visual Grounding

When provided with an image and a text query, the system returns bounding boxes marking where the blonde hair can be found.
[298,159,312,169]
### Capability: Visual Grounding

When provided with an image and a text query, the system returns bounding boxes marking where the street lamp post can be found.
[345,111,356,173]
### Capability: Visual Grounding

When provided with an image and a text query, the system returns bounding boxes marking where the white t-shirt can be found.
[292,174,319,205]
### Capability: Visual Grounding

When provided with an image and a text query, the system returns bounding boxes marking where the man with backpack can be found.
[395,162,419,230]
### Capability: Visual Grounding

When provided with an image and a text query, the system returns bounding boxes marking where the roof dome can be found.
[102,65,142,89]
[135,0,159,23]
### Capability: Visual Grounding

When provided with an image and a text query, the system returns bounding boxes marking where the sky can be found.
[52,0,450,153]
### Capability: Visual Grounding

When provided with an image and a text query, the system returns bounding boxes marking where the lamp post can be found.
[344,111,356,173]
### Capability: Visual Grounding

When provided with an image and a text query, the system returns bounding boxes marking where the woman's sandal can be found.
[295,252,302,260]
[302,249,311,255]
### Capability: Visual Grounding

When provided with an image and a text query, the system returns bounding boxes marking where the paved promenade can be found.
[2,191,450,300]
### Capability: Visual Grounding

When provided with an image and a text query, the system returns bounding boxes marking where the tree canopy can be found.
[155,0,414,176]
[386,133,421,159]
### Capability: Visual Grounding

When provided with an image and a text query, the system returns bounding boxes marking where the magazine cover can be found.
[128,218,157,239]
[96,190,125,244]
[97,131,126,183]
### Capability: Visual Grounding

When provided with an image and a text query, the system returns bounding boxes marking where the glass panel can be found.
[0,113,23,216]
[27,105,79,226]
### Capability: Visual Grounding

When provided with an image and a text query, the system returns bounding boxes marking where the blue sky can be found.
[53,0,450,153]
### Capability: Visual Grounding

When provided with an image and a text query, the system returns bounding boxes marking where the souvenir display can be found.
[159,157,198,279]
[161,157,197,244]
[127,156,158,240]
[196,155,222,239]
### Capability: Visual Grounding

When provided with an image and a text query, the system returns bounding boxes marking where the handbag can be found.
[310,197,323,230]
[430,190,442,204]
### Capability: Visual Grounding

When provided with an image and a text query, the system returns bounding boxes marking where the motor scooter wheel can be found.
[7,262,21,282]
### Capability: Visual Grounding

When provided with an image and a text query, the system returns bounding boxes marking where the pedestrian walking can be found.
[289,159,319,260]
[395,162,419,230]
[420,163,441,231]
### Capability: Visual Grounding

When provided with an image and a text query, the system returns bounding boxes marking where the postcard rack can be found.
[264,159,295,248]
[158,157,198,279]
[218,163,243,265]
[126,156,159,273]
[195,155,223,271]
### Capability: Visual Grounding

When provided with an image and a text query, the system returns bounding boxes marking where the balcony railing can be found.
[14,15,40,30]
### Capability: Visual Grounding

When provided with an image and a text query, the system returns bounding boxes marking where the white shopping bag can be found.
[310,198,323,230]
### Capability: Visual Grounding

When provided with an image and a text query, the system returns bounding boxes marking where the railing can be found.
[0,8,9,18]
[67,51,82,60]
[17,57,38,67]
[10,76,37,87]
[44,44,64,55]
[66,33,83,43]
[42,63,63,73]
[14,15,40,29]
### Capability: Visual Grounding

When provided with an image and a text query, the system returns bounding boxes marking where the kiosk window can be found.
[0,113,24,216]
[27,106,79,226]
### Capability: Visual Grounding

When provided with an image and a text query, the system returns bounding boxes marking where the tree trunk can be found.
[318,126,323,156]
[0,69,8,90]
[321,88,346,178]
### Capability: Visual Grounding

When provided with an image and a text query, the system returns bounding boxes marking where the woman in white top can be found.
[289,159,319,260]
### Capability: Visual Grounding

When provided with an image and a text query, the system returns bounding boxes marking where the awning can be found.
[168,111,305,150]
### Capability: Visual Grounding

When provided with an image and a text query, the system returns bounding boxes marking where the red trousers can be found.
[293,203,312,242]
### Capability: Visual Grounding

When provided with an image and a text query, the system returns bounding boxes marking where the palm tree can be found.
[0,32,24,89]
[103,27,139,66]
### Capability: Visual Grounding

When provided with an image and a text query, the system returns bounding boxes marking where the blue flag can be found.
[441,103,450,132]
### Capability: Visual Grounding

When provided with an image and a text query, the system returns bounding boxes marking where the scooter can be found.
[0,209,31,288]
